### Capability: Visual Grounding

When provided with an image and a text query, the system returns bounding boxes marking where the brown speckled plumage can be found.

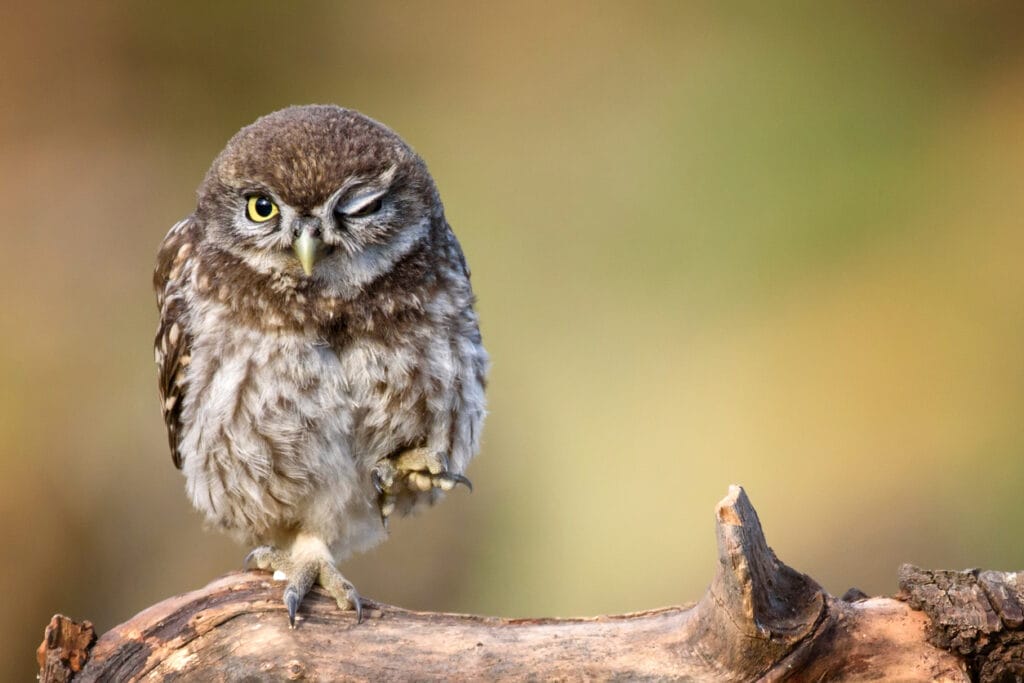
[153,105,488,623]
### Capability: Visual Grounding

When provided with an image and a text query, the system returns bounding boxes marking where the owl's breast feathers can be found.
[154,214,478,470]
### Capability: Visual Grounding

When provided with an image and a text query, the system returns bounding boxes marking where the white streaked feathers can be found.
[176,279,484,559]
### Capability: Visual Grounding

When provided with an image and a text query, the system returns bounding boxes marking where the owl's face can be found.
[195,106,439,299]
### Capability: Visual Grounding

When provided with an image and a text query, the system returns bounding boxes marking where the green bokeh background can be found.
[4,2,1024,677]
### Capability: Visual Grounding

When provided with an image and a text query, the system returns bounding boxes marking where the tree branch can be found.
[39,486,1022,681]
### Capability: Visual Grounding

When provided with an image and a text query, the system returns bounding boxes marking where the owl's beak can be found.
[292,229,324,276]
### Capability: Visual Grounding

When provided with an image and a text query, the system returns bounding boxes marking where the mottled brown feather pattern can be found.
[152,105,488,571]
[154,218,199,468]
[187,213,448,339]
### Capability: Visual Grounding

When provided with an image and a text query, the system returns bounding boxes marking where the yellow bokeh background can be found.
[3,2,1024,677]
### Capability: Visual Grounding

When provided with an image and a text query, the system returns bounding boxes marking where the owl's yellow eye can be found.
[246,195,279,222]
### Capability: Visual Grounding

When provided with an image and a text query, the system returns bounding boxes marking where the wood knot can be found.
[286,659,307,680]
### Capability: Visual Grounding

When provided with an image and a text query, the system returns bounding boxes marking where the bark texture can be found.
[36,486,1019,681]
[36,616,95,683]
[900,565,1024,681]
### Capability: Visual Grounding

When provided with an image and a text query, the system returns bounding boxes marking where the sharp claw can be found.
[243,549,258,571]
[451,473,473,492]
[354,597,363,624]
[285,586,301,629]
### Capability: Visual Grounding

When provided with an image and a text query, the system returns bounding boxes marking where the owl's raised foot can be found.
[371,448,472,528]
[245,544,362,627]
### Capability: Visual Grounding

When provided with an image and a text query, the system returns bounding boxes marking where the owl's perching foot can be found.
[245,541,362,627]
[371,448,471,528]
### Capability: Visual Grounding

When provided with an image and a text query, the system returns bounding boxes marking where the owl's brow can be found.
[228,180,281,200]
[319,165,399,212]
[335,165,398,196]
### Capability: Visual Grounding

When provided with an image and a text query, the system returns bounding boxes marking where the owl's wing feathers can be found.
[153,218,198,469]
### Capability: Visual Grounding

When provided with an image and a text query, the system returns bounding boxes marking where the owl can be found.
[153,105,488,626]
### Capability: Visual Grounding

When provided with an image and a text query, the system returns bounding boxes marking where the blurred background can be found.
[3,1,1024,677]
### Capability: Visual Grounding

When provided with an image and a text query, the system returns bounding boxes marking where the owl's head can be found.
[195,105,441,298]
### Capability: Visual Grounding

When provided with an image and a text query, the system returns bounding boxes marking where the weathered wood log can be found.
[36,486,1023,681]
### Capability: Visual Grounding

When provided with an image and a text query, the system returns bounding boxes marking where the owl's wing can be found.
[153,217,198,469]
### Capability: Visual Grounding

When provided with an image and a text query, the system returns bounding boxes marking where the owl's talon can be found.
[379,495,396,529]
[319,560,362,624]
[243,548,258,571]
[244,544,362,627]
[245,545,286,571]
[372,448,470,522]
[428,472,472,492]
[408,472,432,491]
[285,585,302,628]
[371,460,396,492]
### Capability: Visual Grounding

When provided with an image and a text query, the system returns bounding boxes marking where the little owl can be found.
[153,105,488,625]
